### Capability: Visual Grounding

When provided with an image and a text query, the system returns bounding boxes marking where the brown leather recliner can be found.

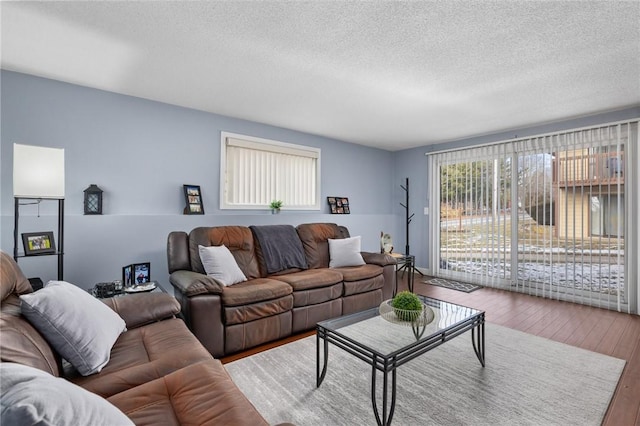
[0,251,272,425]
[168,223,396,358]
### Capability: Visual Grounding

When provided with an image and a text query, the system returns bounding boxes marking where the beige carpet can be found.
[226,323,625,426]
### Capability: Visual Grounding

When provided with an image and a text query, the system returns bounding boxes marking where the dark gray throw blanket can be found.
[250,225,308,274]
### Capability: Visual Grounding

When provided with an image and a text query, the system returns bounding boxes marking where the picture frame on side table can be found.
[122,262,151,285]
[183,184,204,215]
[21,232,56,255]
[327,197,350,214]
[122,264,133,286]
[133,263,151,284]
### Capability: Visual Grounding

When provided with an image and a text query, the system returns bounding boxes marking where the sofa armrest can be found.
[102,293,180,329]
[169,270,224,297]
[361,251,397,267]
[108,360,270,426]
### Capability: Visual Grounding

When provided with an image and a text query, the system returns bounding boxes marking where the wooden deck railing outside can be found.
[553,151,624,186]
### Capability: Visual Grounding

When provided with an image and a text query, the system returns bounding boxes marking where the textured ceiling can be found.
[2,1,639,151]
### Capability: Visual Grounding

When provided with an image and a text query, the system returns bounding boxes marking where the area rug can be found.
[226,323,625,426]
[425,277,483,293]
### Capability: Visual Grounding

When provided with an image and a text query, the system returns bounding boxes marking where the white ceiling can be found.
[2,1,639,151]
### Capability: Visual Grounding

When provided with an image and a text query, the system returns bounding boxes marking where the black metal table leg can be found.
[471,317,485,367]
[371,357,397,426]
[317,328,329,387]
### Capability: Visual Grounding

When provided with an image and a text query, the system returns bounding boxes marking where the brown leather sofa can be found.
[0,251,273,425]
[168,223,396,358]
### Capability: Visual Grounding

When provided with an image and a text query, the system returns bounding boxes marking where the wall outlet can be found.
[424,207,429,215]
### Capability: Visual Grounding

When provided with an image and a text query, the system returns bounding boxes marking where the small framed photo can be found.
[327,197,350,214]
[122,264,133,286]
[133,263,151,284]
[21,232,56,255]
[183,184,204,215]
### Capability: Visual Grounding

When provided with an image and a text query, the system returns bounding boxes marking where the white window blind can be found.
[427,120,638,313]
[220,132,321,210]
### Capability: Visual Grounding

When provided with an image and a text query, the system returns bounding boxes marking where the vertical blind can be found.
[221,133,320,209]
[428,121,638,313]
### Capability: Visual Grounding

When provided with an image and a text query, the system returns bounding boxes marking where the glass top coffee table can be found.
[316,296,485,426]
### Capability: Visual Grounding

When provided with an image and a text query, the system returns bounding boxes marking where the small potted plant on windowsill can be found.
[269,200,283,214]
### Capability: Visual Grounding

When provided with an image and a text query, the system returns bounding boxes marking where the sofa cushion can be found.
[221,278,292,307]
[225,295,293,325]
[328,236,366,268]
[189,226,260,279]
[333,263,383,282]
[291,283,343,307]
[19,281,127,376]
[274,269,343,291]
[69,318,212,398]
[199,245,247,286]
[343,274,385,296]
[275,269,343,307]
[0,363,134,426]
[225,311,292,354]
[108,360,269,426]
[296,223,342,269]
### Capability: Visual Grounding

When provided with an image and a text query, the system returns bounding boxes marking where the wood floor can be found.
[221,274,640,425]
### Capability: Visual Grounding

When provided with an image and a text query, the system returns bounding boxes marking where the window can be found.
[220,132,321,210]
[427,120,637,313]
[591,195,624,237]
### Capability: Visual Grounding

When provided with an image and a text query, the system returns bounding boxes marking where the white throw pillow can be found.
[0,363,134,426]
[19,281,127,376]
[328,236,366,268]
[198,244,247,286]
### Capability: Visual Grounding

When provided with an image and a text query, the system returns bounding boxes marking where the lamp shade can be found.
[13,143,65,199]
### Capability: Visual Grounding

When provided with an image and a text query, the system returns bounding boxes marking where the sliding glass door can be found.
[428,121,637,312]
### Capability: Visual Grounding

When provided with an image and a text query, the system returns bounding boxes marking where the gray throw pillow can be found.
[19,280,126,376]
[328,236,366,268]
[198,244,248,286]
[0,363,134,426]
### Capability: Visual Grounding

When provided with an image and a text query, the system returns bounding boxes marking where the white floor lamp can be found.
[13,143,65,280]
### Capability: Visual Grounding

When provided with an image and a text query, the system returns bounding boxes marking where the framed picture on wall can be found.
[327,197,350,214]
[183,184,204,215]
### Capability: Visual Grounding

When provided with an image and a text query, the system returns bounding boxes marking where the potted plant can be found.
[269,200,283,214]
[390,291,423,322]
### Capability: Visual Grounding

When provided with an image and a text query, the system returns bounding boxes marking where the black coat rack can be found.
[399,178,423,276]
[400,178,414,255]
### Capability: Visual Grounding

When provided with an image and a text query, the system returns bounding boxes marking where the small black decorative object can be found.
[28,277,44,291]
[183,184,204,214]
[94,282,117,298]
[83,184,103,215]
[327,197,350,214]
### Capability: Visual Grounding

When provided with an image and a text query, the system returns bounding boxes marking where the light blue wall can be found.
[393,106,640,272]
[1,71,396,289]
[3,70,637,288]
